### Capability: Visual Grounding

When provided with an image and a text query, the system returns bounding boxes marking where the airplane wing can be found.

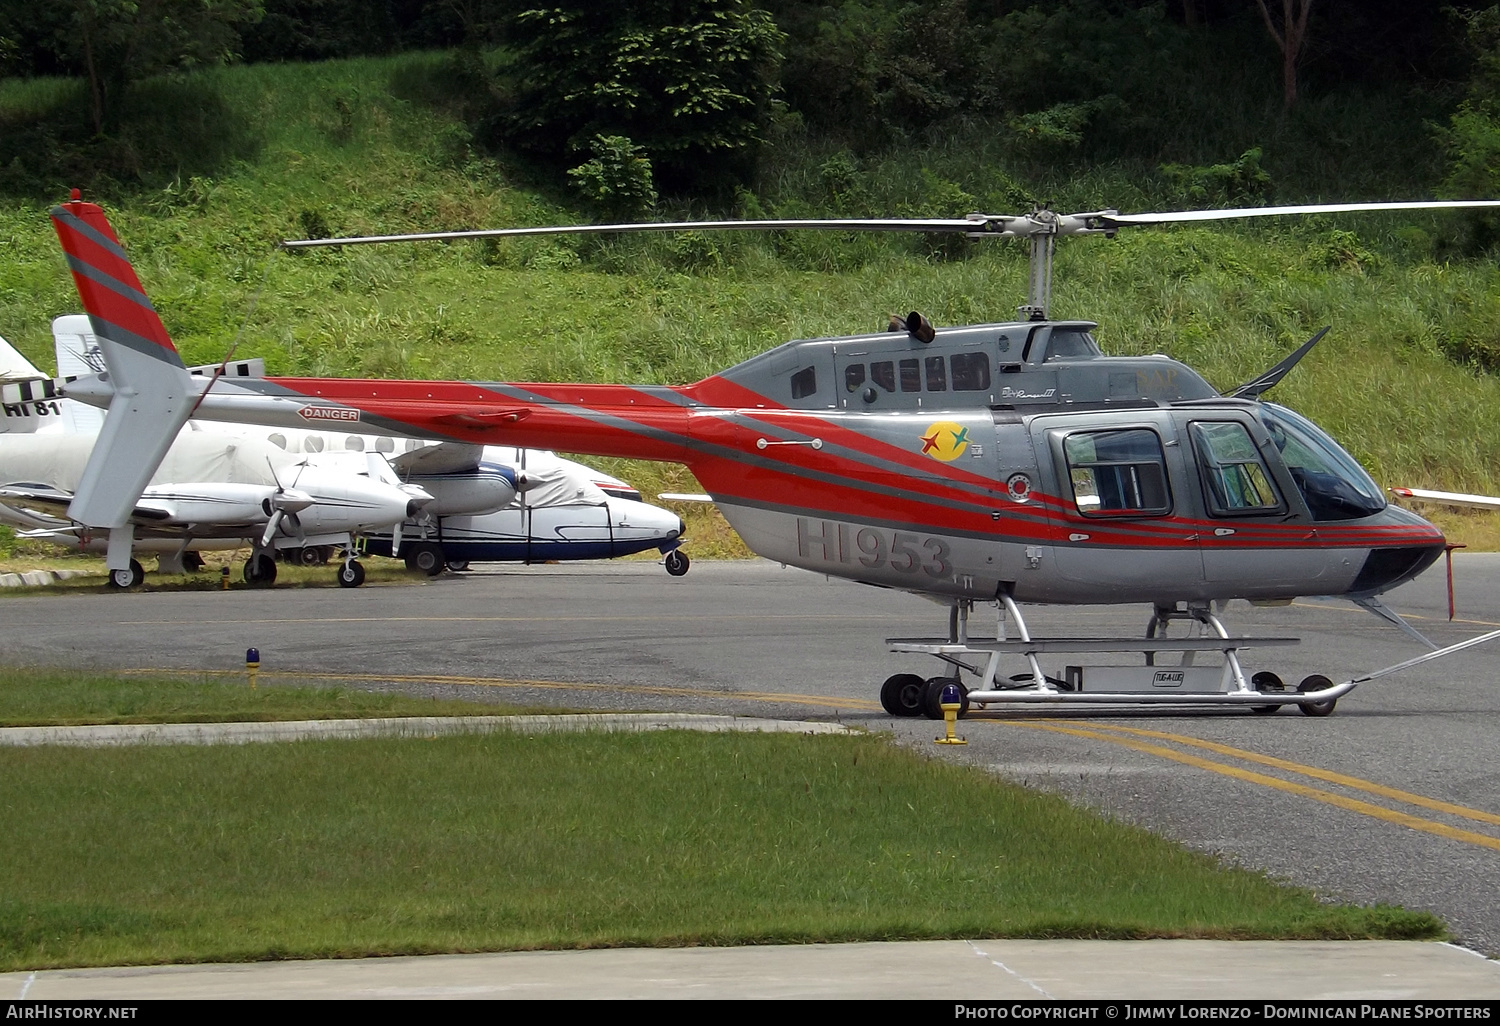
[1390,487,1500,511]
[390,441,485,477]
[0,485,172,524]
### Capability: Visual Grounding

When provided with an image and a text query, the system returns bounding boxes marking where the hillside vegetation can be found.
[2,46,1500,551]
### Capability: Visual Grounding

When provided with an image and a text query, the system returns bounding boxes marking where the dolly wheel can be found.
[1249,670,1283,715]
[1297,674,1337,717]
[921,677,968,720]
[880,673,927,717]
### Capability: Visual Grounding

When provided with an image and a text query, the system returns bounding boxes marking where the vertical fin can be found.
[50,315,105,435]
[50,197,196,567]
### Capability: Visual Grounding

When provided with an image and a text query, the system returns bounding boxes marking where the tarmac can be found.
[4,940,1498,1000]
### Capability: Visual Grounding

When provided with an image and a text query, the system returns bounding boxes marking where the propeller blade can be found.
[391,519,403,558]
[260,509,284,549]
[1228,326,1331,400]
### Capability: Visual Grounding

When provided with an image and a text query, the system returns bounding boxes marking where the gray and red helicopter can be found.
[45,195,1500,718]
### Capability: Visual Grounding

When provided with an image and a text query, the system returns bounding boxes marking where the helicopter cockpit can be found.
[1256,403,1386,521]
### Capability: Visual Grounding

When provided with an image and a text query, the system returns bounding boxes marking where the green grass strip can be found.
[0,667,522,726]
[0,730,1440,970]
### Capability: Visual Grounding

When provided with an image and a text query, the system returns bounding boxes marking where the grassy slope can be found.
[0,730,1439,969]
[1,54,1499,555]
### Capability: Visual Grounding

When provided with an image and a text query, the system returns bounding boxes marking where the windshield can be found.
[1256,404,1385,521]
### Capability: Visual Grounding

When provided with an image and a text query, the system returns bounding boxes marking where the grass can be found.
[0,667,520,727]
[0,729,1442,970]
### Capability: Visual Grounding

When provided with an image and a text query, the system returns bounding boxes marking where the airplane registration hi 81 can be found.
[44,194,1500,718]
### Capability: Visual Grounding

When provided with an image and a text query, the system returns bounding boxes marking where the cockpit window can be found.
[870,360,896,392]
[1190,422,1281,515]
[1257,404,1385,521]
[844,364,865,393]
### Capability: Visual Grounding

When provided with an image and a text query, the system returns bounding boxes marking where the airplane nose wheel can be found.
[404,542,444,576]
[243,553,277,587]
[106,559,145,589]
[664,550,690,576]
[880,673,927,717]
[337,559,366,588]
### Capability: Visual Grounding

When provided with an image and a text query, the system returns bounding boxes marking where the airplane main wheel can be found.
[338,560,366,588]
[1250,670,1284,715]
[1297,674,1337,717]
[921,676,968,721]
[181,551,205,572]
[880,673,927,717]
[405,542,444,576]
[107,559,145,589]
[243,554,277,587]
[664,550,690,576]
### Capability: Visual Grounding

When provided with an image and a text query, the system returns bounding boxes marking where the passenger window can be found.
[1190,422,1280,515]
[304,435,325,453]
[950,352,990,391]
[345,435,365,452]
[1064,429,1171,516]
[268,433,287,450]
[871,361,896,392]
[899,359,921,392]
[925,356,947,391]
[844,363,866,393]
[791,366,817,399]
[375,436,395,453]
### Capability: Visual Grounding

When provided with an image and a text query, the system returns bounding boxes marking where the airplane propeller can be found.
[260,459,313,549]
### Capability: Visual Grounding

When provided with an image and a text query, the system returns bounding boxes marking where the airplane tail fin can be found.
[0,332,50,435]
[50,196,196,567]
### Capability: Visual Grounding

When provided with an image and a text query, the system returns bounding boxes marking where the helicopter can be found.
[45,194,1500,719]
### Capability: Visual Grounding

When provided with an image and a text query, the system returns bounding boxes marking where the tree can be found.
[57,0,263,135]
[1252,0,1313,111]
[501,0,784,190]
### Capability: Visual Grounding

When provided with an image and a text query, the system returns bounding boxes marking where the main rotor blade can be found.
[279,199,1500,249]
[1100,199,1500,227]
[280,217,994,249]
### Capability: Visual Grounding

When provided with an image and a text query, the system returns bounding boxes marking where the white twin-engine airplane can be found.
[0,327,432,588]
[0,317,689,586]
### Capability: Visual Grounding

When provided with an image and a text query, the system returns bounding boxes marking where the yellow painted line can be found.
[1063,721,1500,828]
[114,667,885,713]
[1000,721,1500,854]
[1290,600,1500,631]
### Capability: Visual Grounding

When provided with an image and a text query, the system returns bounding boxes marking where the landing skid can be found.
[882,597,1352,718]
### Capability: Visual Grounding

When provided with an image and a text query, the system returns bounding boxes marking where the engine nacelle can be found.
[141,482,274,524]
[408,464,519,516]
